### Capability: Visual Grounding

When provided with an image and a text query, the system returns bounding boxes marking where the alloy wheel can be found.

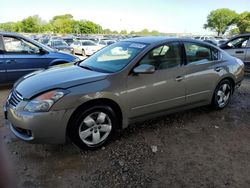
[217,83,231,108]
[78,111,112,146]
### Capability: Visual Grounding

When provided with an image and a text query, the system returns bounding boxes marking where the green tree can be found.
[71,20,103,34]
[103,29,112,34]
[120,30,128,35]
[50,14,74,34]
[112,30,119,34]
[204,8,237,36]
[151,30,160,35]
[130,30,136,35]
[52,14,73,21]
[235,11,250,33]
[141,29,150,35]
[229,27,240,35]
[0,22,17,32]
[14,21,23,32]
[21,15,42,33]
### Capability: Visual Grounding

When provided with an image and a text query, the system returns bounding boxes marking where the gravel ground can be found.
[1,76,250,188]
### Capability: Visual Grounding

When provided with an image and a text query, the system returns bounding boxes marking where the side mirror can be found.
[39,48,47,54]
[133,64,155,74]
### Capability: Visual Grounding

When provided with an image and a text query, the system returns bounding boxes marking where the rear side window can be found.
[211,48,219,61]
[184,42,213,64]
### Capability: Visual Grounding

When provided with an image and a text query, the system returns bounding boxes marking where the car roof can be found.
[229,33,250,40]
[233,33,250,37]
[123,36,174,44]
[79,39,95,42]
[123,36,219,47]
[0,32,54,51]
[0,31,26,37]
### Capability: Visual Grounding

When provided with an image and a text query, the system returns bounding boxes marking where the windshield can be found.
[79,41,147,73]
[52,40,68,46]
[81,40,97,46]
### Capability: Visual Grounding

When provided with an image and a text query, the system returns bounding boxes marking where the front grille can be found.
[8,90,23,107]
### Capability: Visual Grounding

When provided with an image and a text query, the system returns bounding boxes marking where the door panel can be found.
[244,40,250,71]
[4,54,50,83]
[0,54,6,84]
[185,61,218,104]
[223,36,249,62]
[184,42,218,104]
[126,42,186,118]
[225,48,247,61]
[127,67,186,118]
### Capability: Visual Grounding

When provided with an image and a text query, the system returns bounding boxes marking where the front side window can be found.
[139,42,182,70]
[79,41,147,73]
[3,37,40,54]
[226,37,249,49]
[184,42,212,64]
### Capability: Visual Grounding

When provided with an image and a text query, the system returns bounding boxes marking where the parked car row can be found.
[34,35,121,57]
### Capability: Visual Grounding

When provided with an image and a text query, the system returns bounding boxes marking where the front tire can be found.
[212,79,232,109]
[68,105,118,150]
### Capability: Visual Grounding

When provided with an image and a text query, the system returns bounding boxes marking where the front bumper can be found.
[4,105,74,144]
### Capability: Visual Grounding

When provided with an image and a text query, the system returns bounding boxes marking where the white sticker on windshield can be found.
[129,43,146,49]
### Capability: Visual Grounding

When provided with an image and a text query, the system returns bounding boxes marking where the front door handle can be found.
[215,67,222,72]
[235,51,244,54]
[175,76,185,82]
[0,60,4,64]
[6,60,17,64]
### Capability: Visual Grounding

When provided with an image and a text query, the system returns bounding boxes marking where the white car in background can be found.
[71,40,103,56]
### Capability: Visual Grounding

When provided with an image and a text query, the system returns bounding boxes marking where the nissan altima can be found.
[4,37,244,150]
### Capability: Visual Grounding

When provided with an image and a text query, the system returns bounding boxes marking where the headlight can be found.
[24,90,69,112]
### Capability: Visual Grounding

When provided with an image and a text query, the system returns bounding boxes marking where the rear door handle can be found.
[0,60,4,64]
[6,60,17,64]
[215,67,222,72]
[175,76,185,82]
[235,51,244,54]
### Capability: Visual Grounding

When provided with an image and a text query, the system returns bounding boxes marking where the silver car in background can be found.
[70,40,103,56]
[4,37,244,150]
[220,33,250,72]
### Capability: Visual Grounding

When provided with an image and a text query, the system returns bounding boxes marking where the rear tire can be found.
[68,105,118,150]
[212,79,232,109]
[82,49,86,57]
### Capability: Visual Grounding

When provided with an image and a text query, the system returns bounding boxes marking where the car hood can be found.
[14,64,108,99]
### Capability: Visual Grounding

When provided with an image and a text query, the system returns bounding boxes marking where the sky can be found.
[0,0,249,34]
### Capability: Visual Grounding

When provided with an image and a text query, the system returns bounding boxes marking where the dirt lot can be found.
[1,76,250,188]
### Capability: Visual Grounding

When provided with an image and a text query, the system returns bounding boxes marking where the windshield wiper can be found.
[78,65,93,71]
[74,60,83,65]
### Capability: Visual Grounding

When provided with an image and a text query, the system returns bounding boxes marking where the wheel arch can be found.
[217,76,235,93]
[66,98,123,135]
